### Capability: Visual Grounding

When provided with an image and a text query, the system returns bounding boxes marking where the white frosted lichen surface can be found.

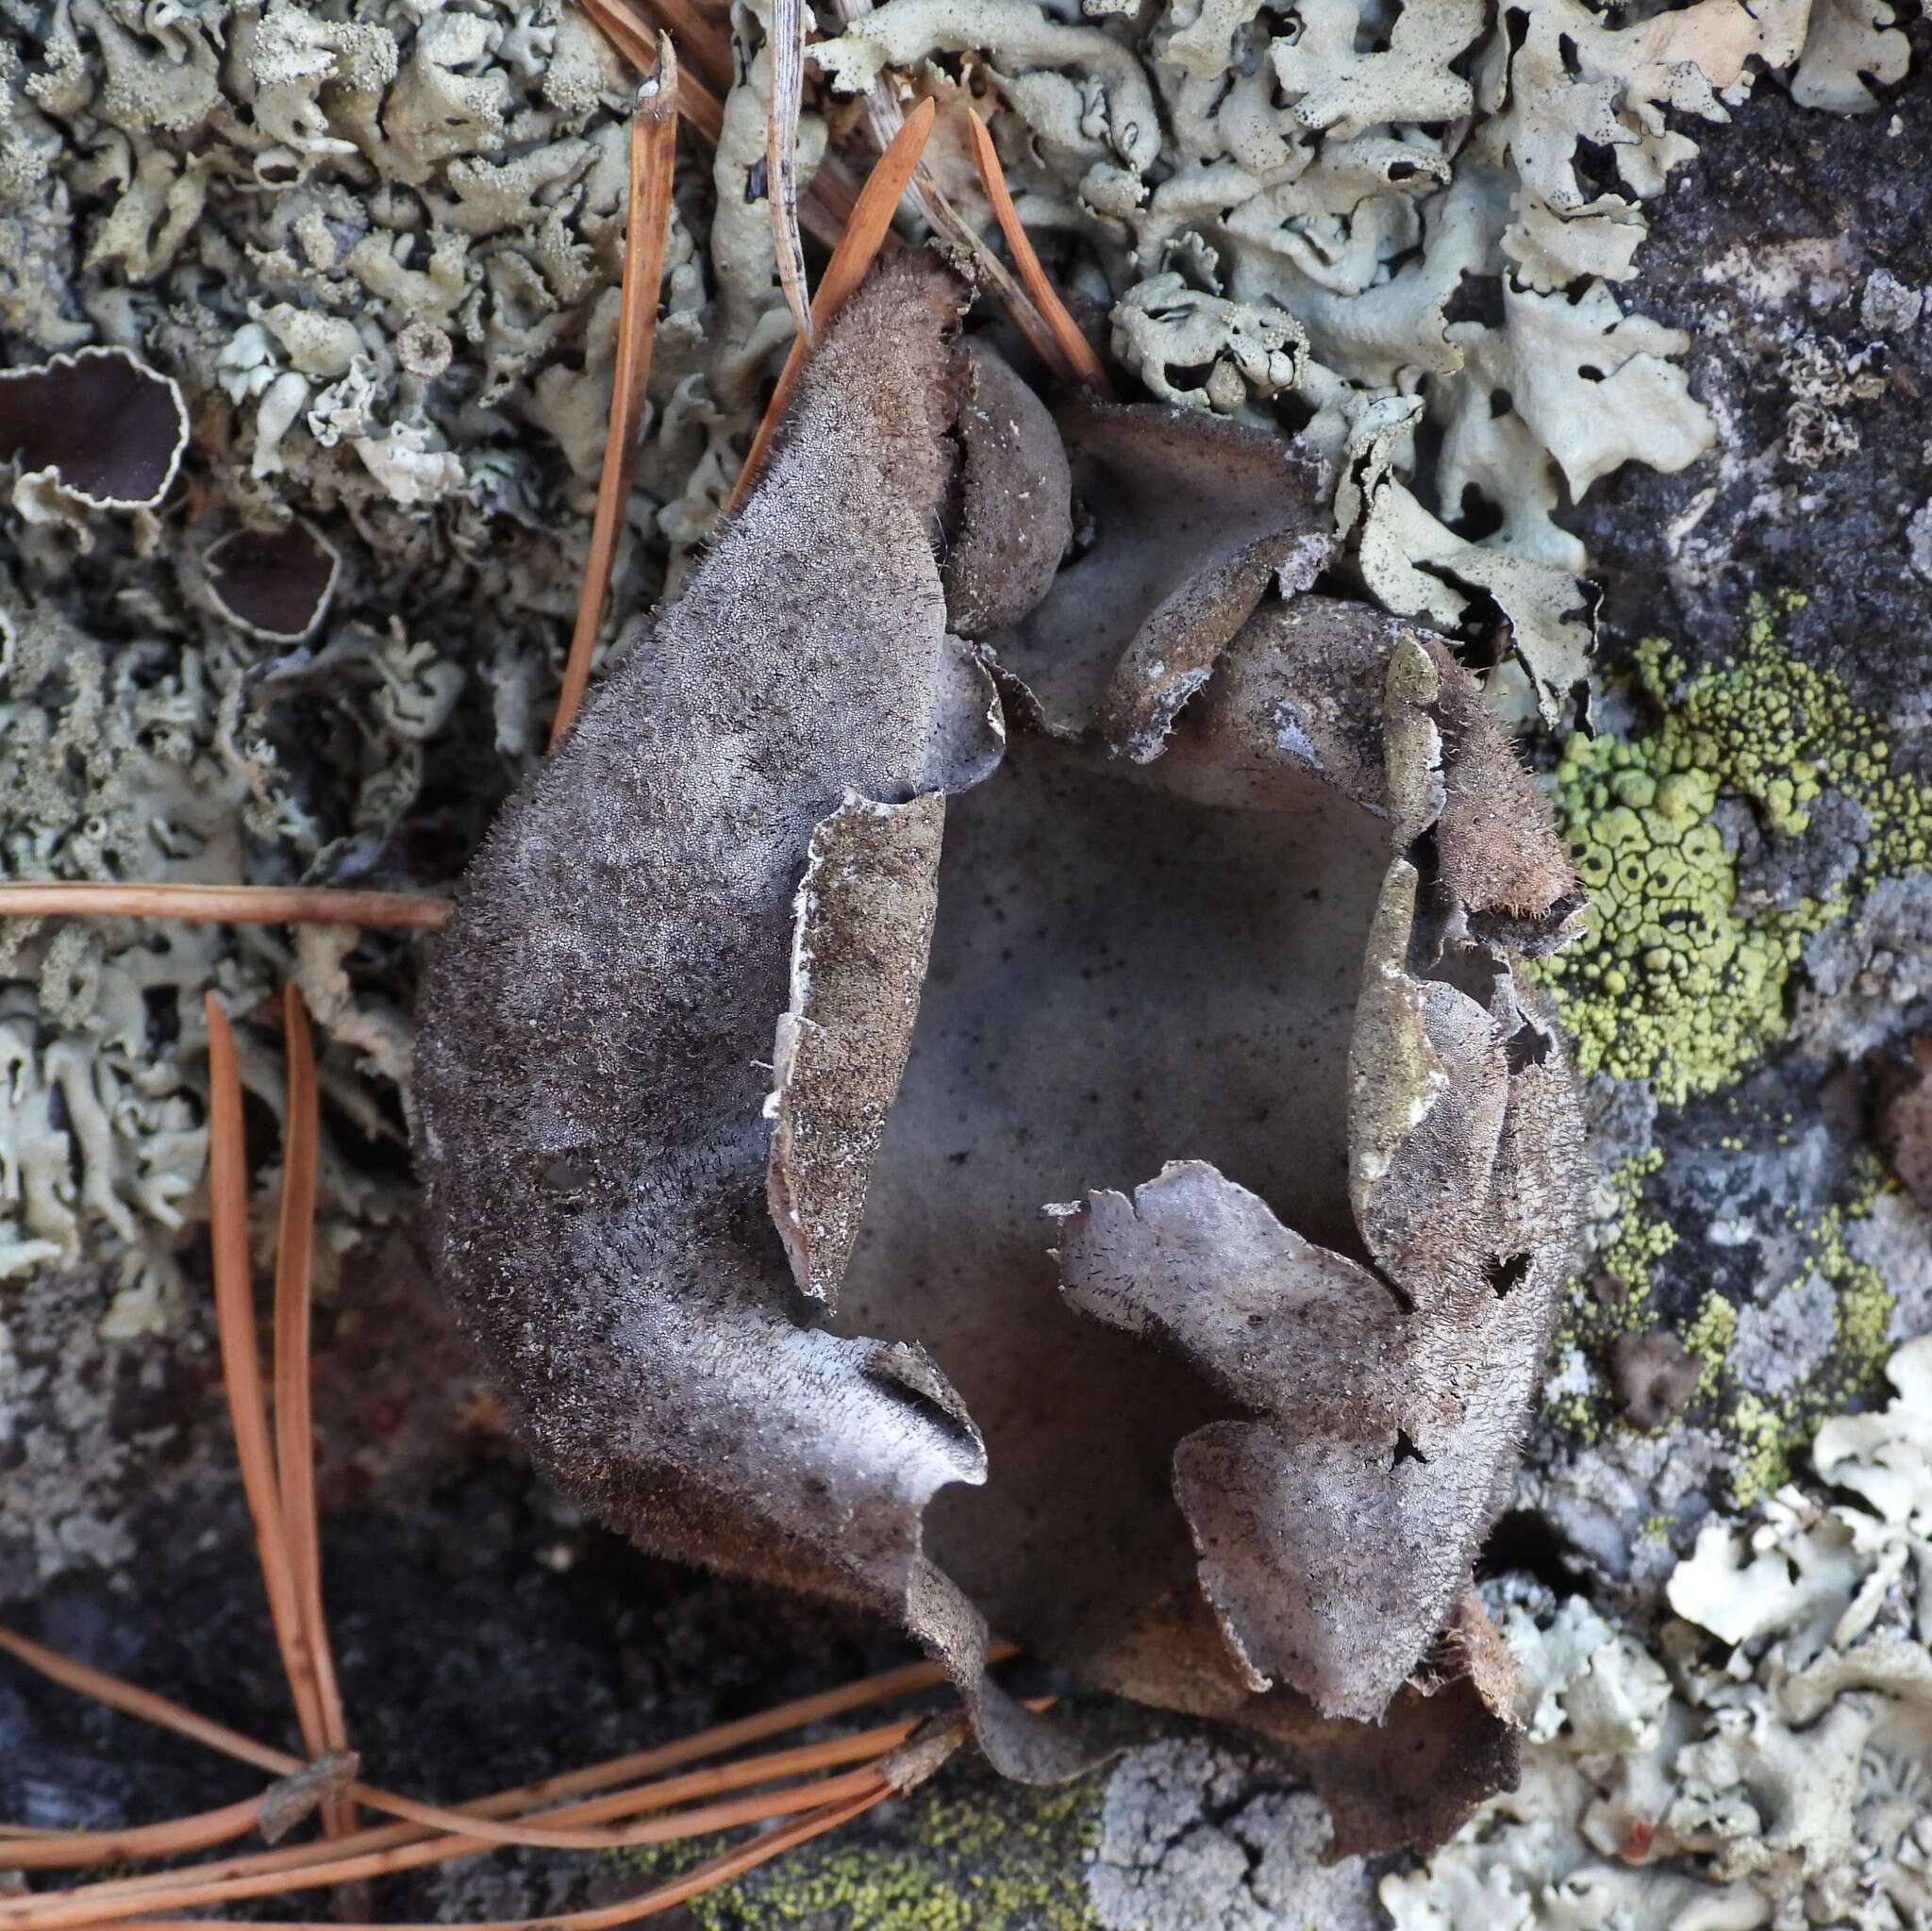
[812,0,1878,725]
[1385,1338,1932,1931]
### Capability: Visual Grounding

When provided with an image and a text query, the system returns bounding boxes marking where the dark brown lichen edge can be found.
[412,250,1589,1857]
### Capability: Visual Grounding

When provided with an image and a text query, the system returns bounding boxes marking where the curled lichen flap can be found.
[810,0,1162,180]
[1054,627,1583,1728]
[414,254,1089,1788]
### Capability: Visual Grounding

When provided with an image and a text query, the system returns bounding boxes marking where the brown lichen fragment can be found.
[206,521,341,643]
[0,345,189,509]
[1607,1331,1702,1431]
[941,339,1074,640]
[1876,1036,1932,1213]
[991,395,1333,756]
[768,791,949,1309]
[256,1750,358,1846]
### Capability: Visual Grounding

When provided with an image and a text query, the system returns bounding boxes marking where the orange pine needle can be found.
[205,997,336,1776]
[0,1772,892,1929]
[606,0,860,240]
[272,987,354,1837]
[117,1790,893,1931]
[551,42,683,752]
[727,96,938,512]
[0,884,449,929]
[962,108,1113,398]
[0,1796,271,1871]
[0,1623,1023,1912]
[576,0,724,141]
[621,0,731,97]
[0,1620,1005,1818]
[49,1721,918,1913]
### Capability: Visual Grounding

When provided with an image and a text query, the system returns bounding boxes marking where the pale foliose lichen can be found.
[1388,1336,1932,1931]
[0,0,750,1328]
[809,0,1877,727]
[0,574,423,1332]
[1085,1739,1382,1931]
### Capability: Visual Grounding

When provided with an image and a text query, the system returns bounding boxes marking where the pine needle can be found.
[576,0,723,140]
[205,995,336,1773]
[0,1623,1024,1924]
[0,1796,274,1871]
[40,1722,915,1912]
[0,884,449,929]
[818,0,1068,379]
[620,0,731,97]
[0,1773,896,1929]
[766,0,811,341]
[609,0,862,241]
[273,987,355,1836]
[962,107,1114,397]
[727,96,938,512]
[118,1789,894,1931]
[551,42,683,752]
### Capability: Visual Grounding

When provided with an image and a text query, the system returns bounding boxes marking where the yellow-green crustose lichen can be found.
[1549,1146,1898,1506]
[611,1761,1104,1931]
[1720,1180,1899,1506]
[1536,592,1932,1103]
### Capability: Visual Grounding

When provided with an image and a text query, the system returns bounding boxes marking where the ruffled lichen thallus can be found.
[412,252,1591,1859]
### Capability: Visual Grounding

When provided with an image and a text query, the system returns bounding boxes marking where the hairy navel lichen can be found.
[1536,592,1932,1103]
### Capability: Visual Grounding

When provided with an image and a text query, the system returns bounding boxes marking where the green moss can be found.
[610,1758,1105,1931]
[1535,591,1932,1103]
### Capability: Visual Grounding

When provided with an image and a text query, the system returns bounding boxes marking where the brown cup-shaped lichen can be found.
[205,520,341,642]
[0,345,190,510]
[414,252,1589,1856]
